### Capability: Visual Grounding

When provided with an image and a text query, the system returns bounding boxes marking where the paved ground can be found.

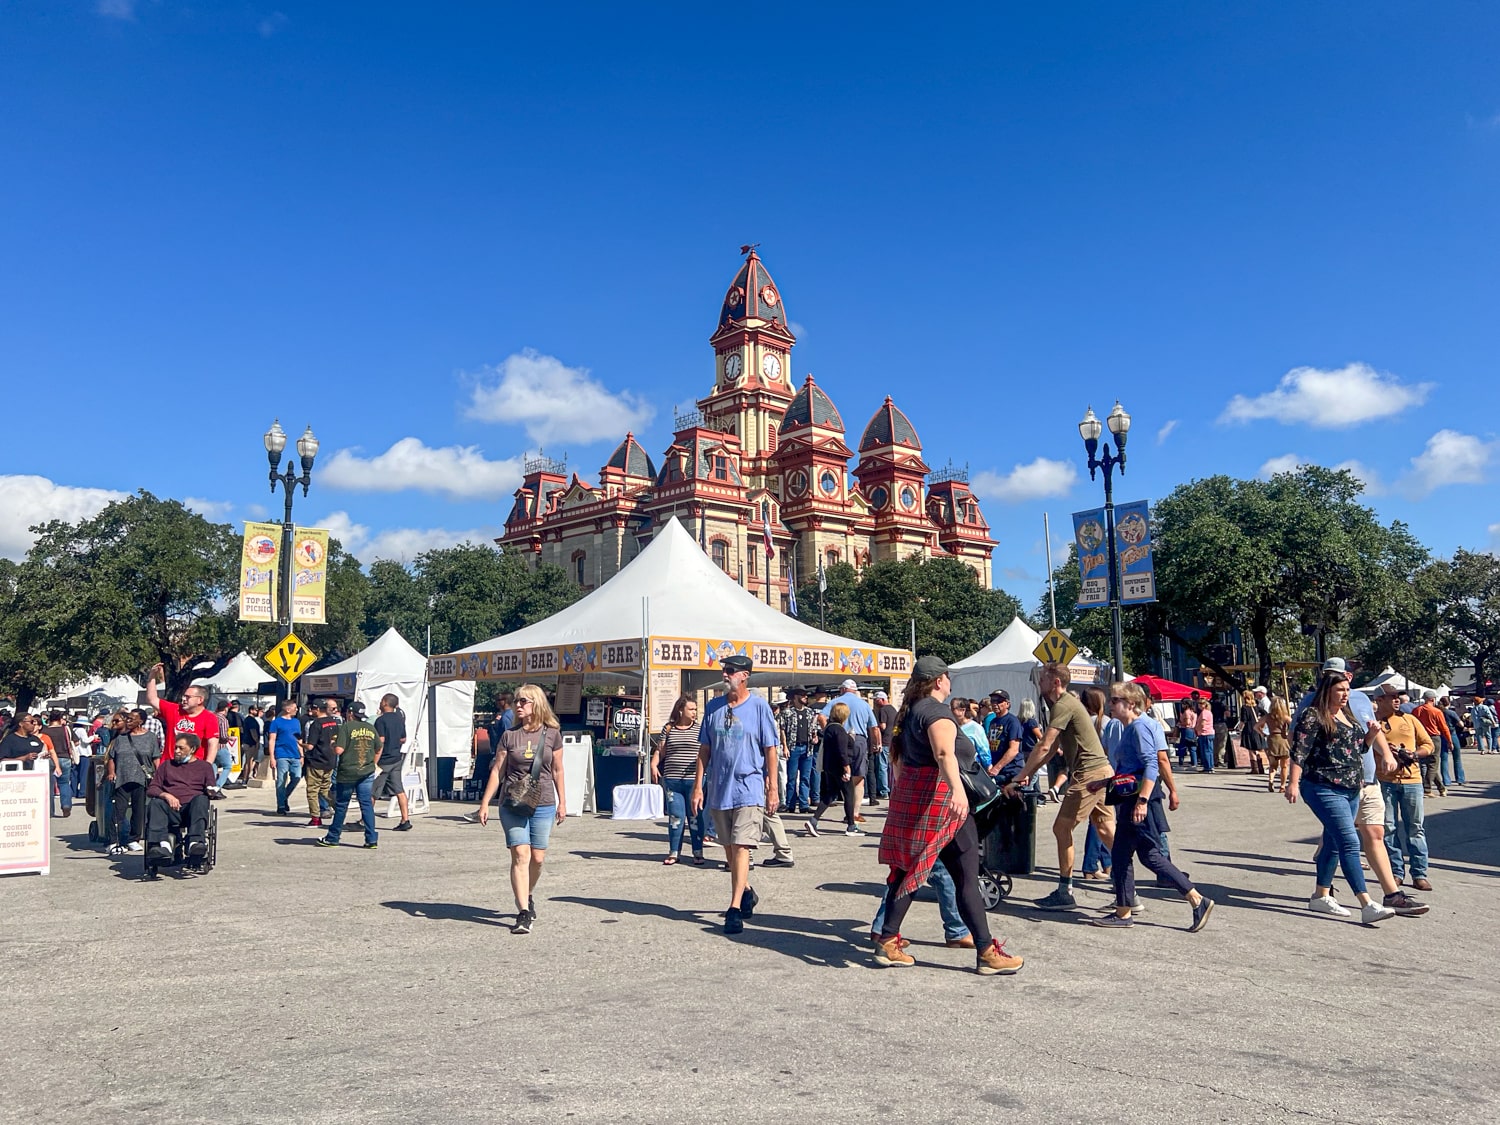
[6,757,1500,1124]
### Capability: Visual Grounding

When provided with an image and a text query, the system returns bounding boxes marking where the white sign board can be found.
[0,760,51,876]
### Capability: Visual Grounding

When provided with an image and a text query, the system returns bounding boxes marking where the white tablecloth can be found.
[611,783,664,820]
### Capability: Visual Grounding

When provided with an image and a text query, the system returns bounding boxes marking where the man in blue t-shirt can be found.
[693,654,782,936]
[984,690,1026,783]
[265,698,305,817]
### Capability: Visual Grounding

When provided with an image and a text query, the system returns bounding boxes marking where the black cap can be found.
[350,701,367,718]
[721,655,753,674]
[913,654,948,680]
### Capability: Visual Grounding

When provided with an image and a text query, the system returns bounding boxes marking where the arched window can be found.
[825,547,840,569]
[711,539,728,572]
[767,423,778,452]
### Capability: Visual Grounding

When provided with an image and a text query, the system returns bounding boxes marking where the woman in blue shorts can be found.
[477,683,566,935]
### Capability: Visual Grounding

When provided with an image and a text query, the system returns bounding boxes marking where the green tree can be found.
[1434,549,1500,690]
[416,544,582,655]
[791,561,865,637]
[363,559,432,645]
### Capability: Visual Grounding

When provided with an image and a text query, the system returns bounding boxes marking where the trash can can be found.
[983,791,1037,875]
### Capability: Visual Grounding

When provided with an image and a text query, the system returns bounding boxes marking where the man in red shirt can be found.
[1412,691,1452,798]
[146,663,220,765]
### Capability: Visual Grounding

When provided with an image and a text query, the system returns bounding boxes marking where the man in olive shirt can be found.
[318,701,380,849]
[1002,662,1115,910]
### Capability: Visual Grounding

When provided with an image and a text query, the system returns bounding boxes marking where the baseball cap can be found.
[874,690,888,701]
[840,678,858,691]
[1377,683,1402,697]
[1320,657,1347,674]
[350,701,367,718]
[1252,685,1266,695]
[913,654,948,680]
[989,689,1010,703]
[721,654,753,674]
[1422,690,1437,701]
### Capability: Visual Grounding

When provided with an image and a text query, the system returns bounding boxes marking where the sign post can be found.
[0,759,52,877]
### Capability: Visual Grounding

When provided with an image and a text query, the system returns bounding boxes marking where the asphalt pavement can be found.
[5,757,1500,1124]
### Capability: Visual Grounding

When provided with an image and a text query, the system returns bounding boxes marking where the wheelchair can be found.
[142,803,219,880]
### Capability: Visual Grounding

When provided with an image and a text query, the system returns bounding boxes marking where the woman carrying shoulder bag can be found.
[652,695,705,865]
[106,708,160,855]
[477,684,567,935]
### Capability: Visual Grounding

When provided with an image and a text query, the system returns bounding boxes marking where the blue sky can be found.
[3,2,1498,614]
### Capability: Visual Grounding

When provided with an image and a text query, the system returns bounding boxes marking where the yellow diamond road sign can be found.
[266,632,317,684]
[1032,627,1079,667]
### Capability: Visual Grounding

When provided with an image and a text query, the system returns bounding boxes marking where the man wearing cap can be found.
[871,689,896,804]
[1253,685,1271,715]
[1374,684,1434,898]
[983,690,1025,784]
[778,686,821,814]
[692,655,782,934]
[819,678,881,820]
[318,700,381,850]
[1413,691,1452,797]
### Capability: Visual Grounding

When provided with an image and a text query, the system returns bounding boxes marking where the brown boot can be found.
[874,934,915,967]
[976,938,1024,975]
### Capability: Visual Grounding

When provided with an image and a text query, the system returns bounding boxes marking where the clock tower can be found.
[699,246,796,492]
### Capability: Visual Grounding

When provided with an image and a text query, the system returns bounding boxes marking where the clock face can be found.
[723,353,743,382]
[761,286,778,307]
[787,470,809,497]
[899,485,917,510]
[761,352,782,381]
[819,469,840,497]
[868,485,889,510]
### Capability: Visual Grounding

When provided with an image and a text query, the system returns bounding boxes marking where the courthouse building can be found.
[497,249,996,609]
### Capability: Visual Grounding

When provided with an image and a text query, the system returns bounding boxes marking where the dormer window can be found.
[715,456,728,481]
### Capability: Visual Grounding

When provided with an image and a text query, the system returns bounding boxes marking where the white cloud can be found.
[316,511,502,564]
[464,349,654,445]
[319,437,527,500]
[787,320,808,341]
[243,502,269,520]
[0,476,128,560]
[184,496,234,520]
[1256,454,1384,493]
[1398,430,1495,498]
[972,458,1078,504]
[1155,420,1178,445]
[95,0,135,19]
[1220,363,1433,429]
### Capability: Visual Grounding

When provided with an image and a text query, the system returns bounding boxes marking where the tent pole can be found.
[638,596,650,784]
[1044,512,1057,629]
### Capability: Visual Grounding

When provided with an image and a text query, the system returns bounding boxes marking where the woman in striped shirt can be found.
[652,696,705,865]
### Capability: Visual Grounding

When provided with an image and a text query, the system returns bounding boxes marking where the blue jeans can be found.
[1082,822,1111,873]
[784,745,815,811]
[1301,779,1366,896]
[1196,734,1215,771]
[53,767,73,812]
[274,757,303,811]
[1441,736,1465,785]
[326,774,377,845]
[214,745,234,788]
[1490,728,1499,752]
[74,758,93,798]
[662,777,706,856]
[871,861,969,942]
[870,747,890,799]
[1380,781,1428,880]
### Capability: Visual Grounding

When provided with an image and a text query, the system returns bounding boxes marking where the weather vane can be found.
[739,242,760,256]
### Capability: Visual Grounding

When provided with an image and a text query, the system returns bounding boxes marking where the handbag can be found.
[503,734,550,813]
[1103,772,1140,806]
[958,757,1001,811]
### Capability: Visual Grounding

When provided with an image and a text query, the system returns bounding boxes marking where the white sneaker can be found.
[1361,902,1396,925]
[126,841,144,853]
[1308,894,1351,917]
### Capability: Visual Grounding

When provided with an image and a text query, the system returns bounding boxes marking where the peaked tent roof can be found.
[54,674,145,705]
[453,517,899,668]
[1355,666,1435,698]
[191,652,272,693]
[951,617,1043,669]
[315,626,426,679]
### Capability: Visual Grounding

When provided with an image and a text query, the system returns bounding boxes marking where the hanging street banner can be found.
[1114,500,1157,605]
[238,522,281,623]
[291,527,329,624]
[1072,507,1109,609]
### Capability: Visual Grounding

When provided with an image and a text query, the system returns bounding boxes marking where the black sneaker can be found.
[528,896,536,917]
[186,839,207,858]
[723,907,743,935]
[148,841,173,861]
[739,886,758,918]
[760,856,794,868]
[316,838,338,848]
[1189,897,1215,933]
[512,910,533,935]
[362,842,378,850]
[1035,888,1077,911]
[393,820,413,832]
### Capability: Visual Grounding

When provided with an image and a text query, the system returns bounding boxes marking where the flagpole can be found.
[1044,511,1058,629]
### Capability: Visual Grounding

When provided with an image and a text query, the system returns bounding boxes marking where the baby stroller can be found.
[973,789,1038,911]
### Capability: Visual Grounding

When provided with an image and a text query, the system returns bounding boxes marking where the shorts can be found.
[1055,765,1114,832]
[498,803,556,849]
[1355,784,1385,828]
[710,805,762,848]
[374,764,406,799]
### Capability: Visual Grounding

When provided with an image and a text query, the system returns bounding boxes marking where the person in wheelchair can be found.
[145,733,220,863]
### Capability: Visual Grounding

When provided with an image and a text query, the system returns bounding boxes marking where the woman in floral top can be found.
[1288,669,1399,924]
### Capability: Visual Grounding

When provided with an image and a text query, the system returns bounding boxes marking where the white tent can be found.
[440,517,912,693]
[192,652,274,698]
[1356,666,1435,698]
[52,674,145,710]
[303,627,476,769]
[949,617,1045,705]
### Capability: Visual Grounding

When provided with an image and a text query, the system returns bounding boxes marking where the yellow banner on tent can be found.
[238,521,281,622]
[291,527,329,625]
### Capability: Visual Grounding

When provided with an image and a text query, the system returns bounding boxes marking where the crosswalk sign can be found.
[265,632,317,684]
[1032,627,1079,667]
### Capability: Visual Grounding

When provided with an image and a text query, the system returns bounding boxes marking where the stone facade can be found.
[497,249,996,606]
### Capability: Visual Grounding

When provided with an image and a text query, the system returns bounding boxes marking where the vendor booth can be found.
[192,651,276,706]
[429,517,911,816]
[50,674,145,712]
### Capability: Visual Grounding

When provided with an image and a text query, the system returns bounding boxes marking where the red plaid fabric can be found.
[878,764,964,899]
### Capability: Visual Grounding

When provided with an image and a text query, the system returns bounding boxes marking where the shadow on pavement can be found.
[381,900,510,926]
[569,849,665,863]
[1423,782,1500,875]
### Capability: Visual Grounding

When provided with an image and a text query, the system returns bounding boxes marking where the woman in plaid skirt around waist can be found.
[873,654,1024,976]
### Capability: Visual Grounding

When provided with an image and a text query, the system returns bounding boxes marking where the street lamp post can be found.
[263,420,320,632]
[1079,401,1131,683]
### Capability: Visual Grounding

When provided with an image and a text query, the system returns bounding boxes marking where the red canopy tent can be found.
[1131,674,1200,702]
